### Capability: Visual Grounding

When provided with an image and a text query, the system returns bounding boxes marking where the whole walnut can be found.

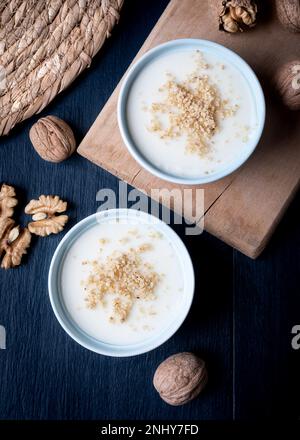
[153,353,208,406]
[29,116,76,163]
[276,0,300,32]
[275,60,300,110]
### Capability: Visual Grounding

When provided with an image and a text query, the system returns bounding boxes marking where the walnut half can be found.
[0,184,18,219]
[153,353,208,406]
[219,0,257,33]
[25,195,68,236]
[0,218,31,269]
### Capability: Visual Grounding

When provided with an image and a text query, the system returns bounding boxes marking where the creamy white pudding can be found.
[126,48,259,179]
[60,219,185,346]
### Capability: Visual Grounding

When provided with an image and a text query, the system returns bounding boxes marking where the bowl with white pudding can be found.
[48,209,194,356]
[118,39,265,185]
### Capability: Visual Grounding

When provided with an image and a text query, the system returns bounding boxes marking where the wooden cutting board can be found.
[78,0,300,258]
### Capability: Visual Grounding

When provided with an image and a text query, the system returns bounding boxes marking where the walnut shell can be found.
[275,60,300,110]
[29,116,76,163]
[276,0,300,32]
[0,219,31,269]
[153,353,208,406]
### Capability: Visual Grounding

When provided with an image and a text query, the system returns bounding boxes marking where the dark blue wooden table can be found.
[0,0,299,421]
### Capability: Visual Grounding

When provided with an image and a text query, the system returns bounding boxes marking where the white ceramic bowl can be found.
[118,38,265,185]
[48,209,195,357]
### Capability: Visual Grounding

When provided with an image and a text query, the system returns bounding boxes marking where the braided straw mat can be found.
[0,0,124,136]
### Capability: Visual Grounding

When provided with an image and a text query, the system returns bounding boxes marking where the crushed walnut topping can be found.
[193,50,209,70]
[82,244,159,323]
[99,238,109,245]
[148,52,238,157]
[148,230,163,240]
[118,237,130,245]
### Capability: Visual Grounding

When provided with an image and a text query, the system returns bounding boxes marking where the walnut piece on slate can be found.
[25,195,68,236]
[153,352,208,406]
[0,184,18,219]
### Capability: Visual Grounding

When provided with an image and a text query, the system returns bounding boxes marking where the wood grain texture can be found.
[0,0,299,422]
[78,0,300,259]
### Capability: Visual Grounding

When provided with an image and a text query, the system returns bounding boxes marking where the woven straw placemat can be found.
[0,0,123,136]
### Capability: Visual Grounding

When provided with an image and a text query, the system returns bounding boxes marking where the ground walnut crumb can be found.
[82,244,159,323]
[148,53,237,157]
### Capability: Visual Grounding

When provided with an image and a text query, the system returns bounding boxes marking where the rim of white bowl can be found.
[118,38,266,185]
[48,209,195,357]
